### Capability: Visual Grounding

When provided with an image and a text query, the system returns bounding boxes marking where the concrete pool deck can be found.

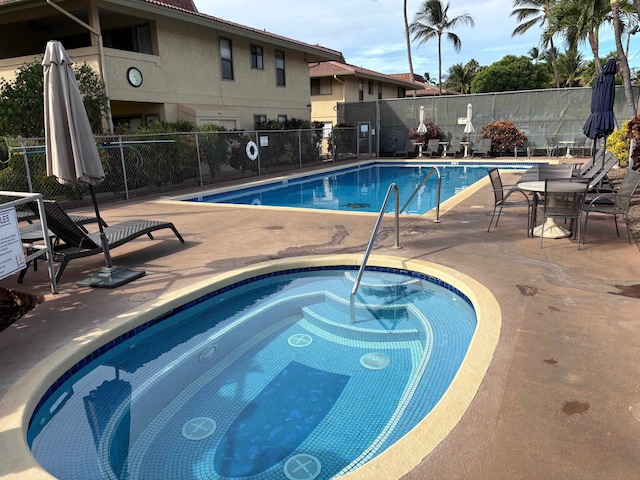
[1,160,639,479]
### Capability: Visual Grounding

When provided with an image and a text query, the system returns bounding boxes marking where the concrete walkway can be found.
[1,164,639,479]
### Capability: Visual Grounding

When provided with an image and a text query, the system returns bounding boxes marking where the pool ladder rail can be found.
[350,167,441,323]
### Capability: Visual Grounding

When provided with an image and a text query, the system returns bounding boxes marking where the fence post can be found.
[195,131,203,186]
[298,129,303,169]
[20,140,33,193]
[118,135,130,199]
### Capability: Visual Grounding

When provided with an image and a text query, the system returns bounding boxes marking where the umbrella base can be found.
[77,266,145,288]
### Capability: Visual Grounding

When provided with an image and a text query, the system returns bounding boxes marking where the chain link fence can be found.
[0,127,350,208]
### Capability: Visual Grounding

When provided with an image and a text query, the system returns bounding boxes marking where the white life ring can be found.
[245,141,258,160]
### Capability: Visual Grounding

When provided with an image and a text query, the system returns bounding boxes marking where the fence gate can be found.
[357,121,372,158]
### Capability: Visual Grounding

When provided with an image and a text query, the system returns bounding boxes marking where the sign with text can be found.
[0,207,26,280]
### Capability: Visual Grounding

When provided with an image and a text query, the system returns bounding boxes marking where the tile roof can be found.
[148,0,198,12]
[390,73,459,96]
[309,61,419,89]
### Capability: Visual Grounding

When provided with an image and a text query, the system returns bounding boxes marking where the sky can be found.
[194,0,638,80]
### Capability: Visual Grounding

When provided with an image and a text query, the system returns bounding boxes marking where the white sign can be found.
[259,136,269,147]
[0,207,26,280]
[457,117,468,125]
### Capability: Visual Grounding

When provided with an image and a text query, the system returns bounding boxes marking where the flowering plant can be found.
[479,120,527,153]
[407,122,442,144]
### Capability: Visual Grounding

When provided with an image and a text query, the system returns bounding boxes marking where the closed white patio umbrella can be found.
[43,40,144,287]
[417,105,428,134]
[464,103,474,134]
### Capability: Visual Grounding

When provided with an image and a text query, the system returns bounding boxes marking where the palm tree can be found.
[611,0,636,118]
[556,49,586,86]
[552,0,611,75]
[511,0,561,88]
[403,0,415,85]
[528,46,541,62]
[444,59,479,93]
[409,0,474,95]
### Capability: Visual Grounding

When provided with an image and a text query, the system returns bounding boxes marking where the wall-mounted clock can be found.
[127,67,143,87]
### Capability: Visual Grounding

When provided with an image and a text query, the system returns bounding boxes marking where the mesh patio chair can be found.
[539,179,589,249]
[487,168,534,237]
[545,137,559,157]
[569,137,587,157]
[581,169,640,245]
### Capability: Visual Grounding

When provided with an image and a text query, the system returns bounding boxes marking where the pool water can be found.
[184,162,522,214]
[28,267,476,479]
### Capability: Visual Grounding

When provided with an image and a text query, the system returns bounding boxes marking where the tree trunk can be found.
[587,31,602,75]
[549,39,561,88]
[612,0,636,118]
[404,0,414,79]
[404,0,415,96]
[438,34,442,95]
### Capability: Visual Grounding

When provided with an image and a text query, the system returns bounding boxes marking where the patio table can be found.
[518,180,586,238]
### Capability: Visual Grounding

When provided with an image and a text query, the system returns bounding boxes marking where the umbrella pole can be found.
[76,186,145,288]
[88,185,113,268]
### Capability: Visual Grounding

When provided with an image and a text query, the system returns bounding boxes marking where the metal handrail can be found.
[400,166,442,222]
[350,183,400,323]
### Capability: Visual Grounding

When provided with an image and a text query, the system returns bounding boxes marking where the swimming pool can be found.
[179,161,532,214]
[21,256,500,480]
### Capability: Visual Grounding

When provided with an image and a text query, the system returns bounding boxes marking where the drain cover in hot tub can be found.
[284,454,322,480]
[360,352,390,370]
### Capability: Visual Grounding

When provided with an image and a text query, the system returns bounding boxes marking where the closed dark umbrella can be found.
[43,40,144,287]
[583,58,618,168]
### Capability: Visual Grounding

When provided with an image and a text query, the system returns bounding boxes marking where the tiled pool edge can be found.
[0,254,501,480]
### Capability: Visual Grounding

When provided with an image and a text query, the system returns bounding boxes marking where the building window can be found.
[311,78,332,95]
[275,50,286,86]
[378,82,382,99]
[397,86,406,98]
[359,79,364,101]
[250,45,264,69]
[254,114,267,129]
[368,80,374,95]
[220,38,234,80]
[277,115,287,124]
[103,24,153,54]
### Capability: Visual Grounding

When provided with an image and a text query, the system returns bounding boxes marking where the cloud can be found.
[195,0,639,76]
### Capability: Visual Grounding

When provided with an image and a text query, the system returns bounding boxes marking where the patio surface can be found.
[1,160,639,479]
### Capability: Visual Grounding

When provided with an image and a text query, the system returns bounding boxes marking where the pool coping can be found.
[0,254,501,480]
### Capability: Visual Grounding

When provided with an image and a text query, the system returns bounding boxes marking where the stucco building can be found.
[308,60,418,128]
[0,0,343,131]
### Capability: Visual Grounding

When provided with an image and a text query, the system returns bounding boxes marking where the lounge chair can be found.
[17,207,106,229]
[486,168,533,236]
[22,200,184,283]
[472,138,492,158]
[581,169,640,245]
[575,153,617,192]
[443,138,462,157]
[424,138,441,158]
[571,146,608,177]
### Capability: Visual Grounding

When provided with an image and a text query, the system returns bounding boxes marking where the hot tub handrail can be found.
[400,166,442,222]
[350,182,400,323]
